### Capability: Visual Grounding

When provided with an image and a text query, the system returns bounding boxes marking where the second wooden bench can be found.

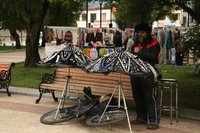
[36,67,133,103]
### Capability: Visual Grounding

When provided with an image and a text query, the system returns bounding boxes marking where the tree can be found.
[113,0,172,28]
[0,0,27,49]
[0,0,86,67]
[113,0,200,29]
[181,24,200,61]
[158,0,200,23]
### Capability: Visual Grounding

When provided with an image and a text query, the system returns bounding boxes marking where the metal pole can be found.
[110,6,112,28]
[86,0,88,28]
[187,13,189,27]
[100,2,102,28]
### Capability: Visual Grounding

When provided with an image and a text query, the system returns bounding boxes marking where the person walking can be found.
[130,23,160,130]
[125,30,134,52]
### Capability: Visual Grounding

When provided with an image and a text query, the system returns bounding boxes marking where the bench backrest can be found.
[54,67,133,100]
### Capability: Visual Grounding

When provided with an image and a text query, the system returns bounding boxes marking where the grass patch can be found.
[0,46,25,51]
[158,65,200,92]
[10,63,55,88]
[157,65,200,110]
[10,63,200,110]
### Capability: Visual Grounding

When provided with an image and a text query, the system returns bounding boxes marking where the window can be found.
[102,13,106,21]
[90,13,96,22]
[82,14,86,21]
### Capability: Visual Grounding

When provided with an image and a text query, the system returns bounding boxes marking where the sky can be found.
[88,1,105,8]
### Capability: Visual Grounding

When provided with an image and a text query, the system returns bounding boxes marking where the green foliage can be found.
[114,0,175,28]
[181,24,200,58]
[44,0,85,26]
[0,0,27,30]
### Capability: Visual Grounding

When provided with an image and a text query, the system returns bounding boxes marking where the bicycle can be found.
[40,87,127,126]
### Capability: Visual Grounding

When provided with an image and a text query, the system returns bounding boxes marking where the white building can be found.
[153,6,195,29]
[76,7,118,28]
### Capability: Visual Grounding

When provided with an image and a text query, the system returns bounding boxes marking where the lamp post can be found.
[99,0,103,28]
[86,0,88,28]
[109,0,113,28]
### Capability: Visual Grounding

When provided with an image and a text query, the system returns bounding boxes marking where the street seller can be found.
[130,23,160,130]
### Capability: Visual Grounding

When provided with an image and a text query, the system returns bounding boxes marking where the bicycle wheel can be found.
[40,105,77,125]
[86,109,127,126]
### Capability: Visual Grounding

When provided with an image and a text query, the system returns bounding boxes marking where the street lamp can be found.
[99,0,103,28]
[86,0,89,28]
[109,0,113,28]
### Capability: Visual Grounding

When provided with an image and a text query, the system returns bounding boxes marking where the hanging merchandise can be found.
[171,47,176,65]
[99,48,107,57]
[86,48,91,58]
[90,48,98,60]
[108,48,113,53]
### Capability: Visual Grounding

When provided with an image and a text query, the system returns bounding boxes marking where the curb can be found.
[8,86,200,122]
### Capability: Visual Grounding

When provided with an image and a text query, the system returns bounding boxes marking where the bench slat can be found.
[37,67,133,103]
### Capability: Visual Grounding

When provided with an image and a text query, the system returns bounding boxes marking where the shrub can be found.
[181,24,200,61]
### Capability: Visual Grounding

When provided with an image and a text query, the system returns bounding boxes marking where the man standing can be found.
[130,23,160,130]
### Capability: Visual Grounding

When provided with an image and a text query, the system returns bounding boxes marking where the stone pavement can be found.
[0,87,200,133]
[0,47,46,63]
[0,49,200,133]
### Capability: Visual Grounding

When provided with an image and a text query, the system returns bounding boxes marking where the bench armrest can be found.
[0,70,10,81]
[41,72,55,83]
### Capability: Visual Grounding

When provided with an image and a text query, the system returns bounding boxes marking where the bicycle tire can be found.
[85,109,127,126]
[40,105,77,125]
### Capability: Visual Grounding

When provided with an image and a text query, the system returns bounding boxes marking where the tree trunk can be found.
[25,28,41,67]
[9,29,21,49]
[24,0,49,67]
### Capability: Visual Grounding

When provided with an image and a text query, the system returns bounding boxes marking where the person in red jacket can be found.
[130,23,160,130]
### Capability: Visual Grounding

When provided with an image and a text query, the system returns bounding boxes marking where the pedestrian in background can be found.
[165,29,174,64]
[157,28,166,64]
[125,30,134,52]
[174,28,183,65]
[113,29,122,51]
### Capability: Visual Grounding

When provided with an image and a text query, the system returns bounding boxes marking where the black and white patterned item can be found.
[85,51,119,73]
[85,50,155,77]
[38,43,156,78]
[38,42,92,68]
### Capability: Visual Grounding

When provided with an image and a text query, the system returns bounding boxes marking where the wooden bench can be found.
[36,67,133,103]
[0,62,15,96]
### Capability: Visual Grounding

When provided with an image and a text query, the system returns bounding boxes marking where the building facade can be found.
[153,9,195,29]
[76,7,117,28]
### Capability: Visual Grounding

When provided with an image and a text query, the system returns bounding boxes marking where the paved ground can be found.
[1,89,200,133]
[0,49,200,133]
[0,47,46,63]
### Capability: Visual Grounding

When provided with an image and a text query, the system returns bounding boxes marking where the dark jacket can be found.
[113,31,122,47]
[132,36,160,66]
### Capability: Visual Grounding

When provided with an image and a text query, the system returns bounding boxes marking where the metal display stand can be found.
[98,74,133,133]
[54,67,80,118]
